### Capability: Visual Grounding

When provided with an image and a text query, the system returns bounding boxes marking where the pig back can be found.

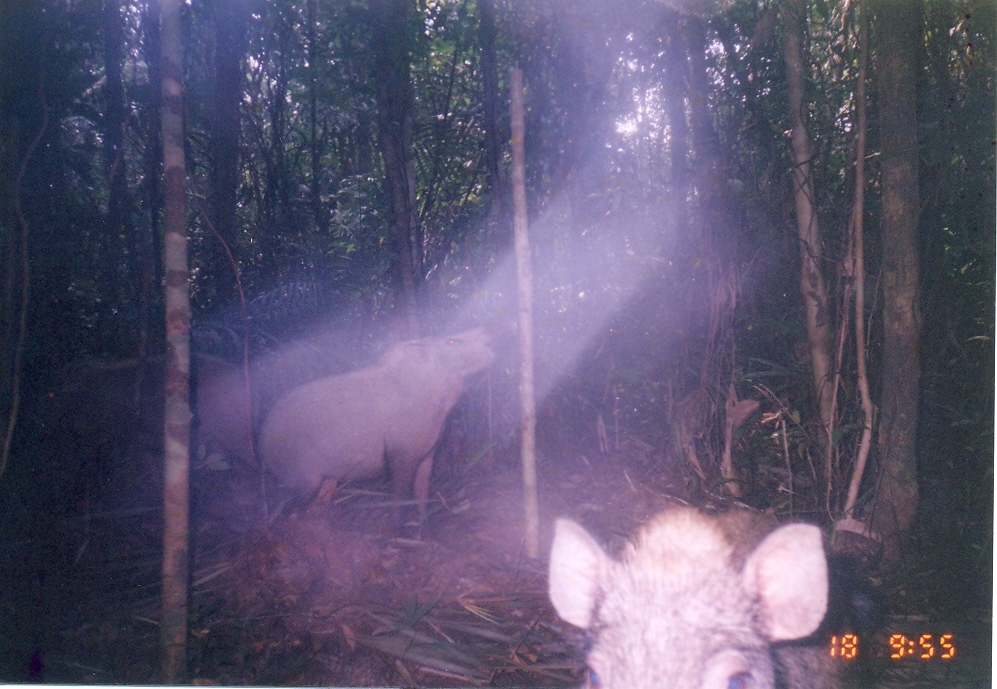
[548,507,832,689]
[377,327,495,386]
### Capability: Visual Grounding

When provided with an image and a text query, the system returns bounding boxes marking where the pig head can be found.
[548,507,831,689]
[258,327,494,522]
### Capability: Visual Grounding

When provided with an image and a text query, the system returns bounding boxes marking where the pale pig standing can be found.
[548,507,838,689]
[258,328,494,524]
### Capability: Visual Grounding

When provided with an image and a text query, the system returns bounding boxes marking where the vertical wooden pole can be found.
[509,68,539,559]
[160,0,191,680]
[844,2,872,520]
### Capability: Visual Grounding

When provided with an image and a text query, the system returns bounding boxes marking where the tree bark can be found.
[686,16,721,206]
[103,0,131,312]
[479,0,505,222]
[661,14,689,206]
[549,18,614,202]
[0,1,45,475]
[209,0,247,301]
[159,0,192,679]
[782,0,835,502]
[844,3,873,520]
[685,15,743,496]
[510,68,539,560]
[370,0,419,336]
[0,58,46,485]
[140,0,163,360]
[872,0,922,570]
[261,0,292,277]
[307,0,325,233]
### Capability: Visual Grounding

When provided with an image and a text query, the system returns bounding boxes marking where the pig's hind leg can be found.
[388,451,433,532]
[268,456,334,519]
[316,477,339,502]
[412,456,433,522]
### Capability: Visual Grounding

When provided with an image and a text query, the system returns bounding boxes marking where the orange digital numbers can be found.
[939,634,956,660]
[889,633,911,659]
[829,634,859,660]
[889,633,956,661]
[832,632,956,661]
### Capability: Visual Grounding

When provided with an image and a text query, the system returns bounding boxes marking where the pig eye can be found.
[727,671,752,689]
[584,667,602,688]
[705,650,755,689]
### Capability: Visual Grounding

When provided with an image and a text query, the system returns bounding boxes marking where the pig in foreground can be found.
[258,328,494,523]
[549,507,836,689]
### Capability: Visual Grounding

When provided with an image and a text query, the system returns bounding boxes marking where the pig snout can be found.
[548,508,832,689]
[258,328,494,524]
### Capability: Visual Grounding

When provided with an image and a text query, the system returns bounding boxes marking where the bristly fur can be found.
[548,507,834,689]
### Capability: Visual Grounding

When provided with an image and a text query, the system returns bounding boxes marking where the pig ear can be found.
[548,519,609,630]
[743,523,828,642]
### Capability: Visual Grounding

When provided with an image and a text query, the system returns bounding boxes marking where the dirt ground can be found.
[1,435,990,687]
[176,441,687,686]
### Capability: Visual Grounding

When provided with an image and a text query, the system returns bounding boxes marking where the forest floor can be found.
[0,434,990,687]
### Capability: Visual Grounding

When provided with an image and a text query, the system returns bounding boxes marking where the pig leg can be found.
[412,455,433,522]
[316,477,339,503]
[389,451,433,530]
[301,477,338,517]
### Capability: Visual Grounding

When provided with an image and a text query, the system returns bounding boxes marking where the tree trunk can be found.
[159,0,192,679]
[103,0,131,317]
[686,15,743,495]
[209,0,247,301]
[872,0,922,570]
[549,20,614,203]
[307,0,325,233]
[661,13,689,209]
[844,3,873,520]
[782,0,835,502]
[140,0,163,359]
[686,16,721,206]
[371,0,419,336]
[479,0,505,223]
[510,68,539,560]
[261,0,291,277]
[0,1,43,466]
[0,33,47,484]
